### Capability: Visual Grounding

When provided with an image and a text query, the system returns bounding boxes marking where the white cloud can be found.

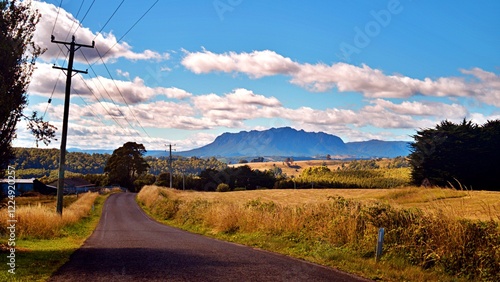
[20,89,500,150]
[182,49,300,78]
[33,1,169,63]
[28,63,191,103]
[369,99,469,118]
[192,89,282,121]
[116,69,130,79]
[182,49,500,106]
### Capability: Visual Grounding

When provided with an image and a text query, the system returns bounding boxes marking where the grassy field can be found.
[231,159,346,177]
[138,185,500,281]
[0,192,109,281]
[168,187,500,221]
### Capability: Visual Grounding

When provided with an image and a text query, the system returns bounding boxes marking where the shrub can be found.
[216,183,230,192]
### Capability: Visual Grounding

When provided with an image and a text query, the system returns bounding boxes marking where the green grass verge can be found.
[1,195,108,282]
[138,199,468,282]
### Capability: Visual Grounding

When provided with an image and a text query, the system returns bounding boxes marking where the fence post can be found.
[376,227,385,261]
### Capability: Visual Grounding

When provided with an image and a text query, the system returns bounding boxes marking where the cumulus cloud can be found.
[33,1,169,63]
[182,49,300,78]
[25,85,499,150]
[369,99,469,118]
[192,89,282,121]
[28,63,191,103]
[181,49,500,106]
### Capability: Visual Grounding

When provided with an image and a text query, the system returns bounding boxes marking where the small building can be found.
[47,177,96,194]
[1,178,55,196]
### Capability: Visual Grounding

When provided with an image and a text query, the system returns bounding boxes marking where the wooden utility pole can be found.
[52,35,94,215]
[166,144,176,188]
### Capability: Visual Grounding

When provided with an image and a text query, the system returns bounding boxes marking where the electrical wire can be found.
[76,75,131,133]
[47,0,158,143]
[41,71,63,119]
[73,0,96,35]
[74,91,110,128]
[94,47,152,138]
[79,49,145,138]
[93,0,125,41]
[92,0,159,65]
[50,0,64,36]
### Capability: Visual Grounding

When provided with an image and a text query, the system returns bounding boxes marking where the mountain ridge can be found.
[177,127,411,159]
[65,127,411,159]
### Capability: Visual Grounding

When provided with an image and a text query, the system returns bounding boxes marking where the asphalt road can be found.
[49,193,371,282]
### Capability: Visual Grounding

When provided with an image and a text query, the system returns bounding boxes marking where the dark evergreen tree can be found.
[409,119,500,190]
[0,0,56,177]
[104,142,149,191]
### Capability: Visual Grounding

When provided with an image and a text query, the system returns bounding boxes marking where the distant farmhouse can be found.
[0,178,55,196]
[1,177,97,197]
[47,178,96,194]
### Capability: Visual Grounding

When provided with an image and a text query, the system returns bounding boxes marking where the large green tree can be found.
[0,0,56,176]
[104,142,150,191]
[409,119,500,190]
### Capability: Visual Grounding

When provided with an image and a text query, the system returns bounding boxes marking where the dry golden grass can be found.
[231,159,346,177]
[232,160,348,177]
[165,187,499,221]
[231,159,408,177]
[138,185,500,280]
[0,192,99,238]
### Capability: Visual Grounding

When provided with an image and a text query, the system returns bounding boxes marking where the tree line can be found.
[409,119,500,190]
[102,142,275,191]
[9,119,500,192]
[10,148,227,177]
[13,148,109,174]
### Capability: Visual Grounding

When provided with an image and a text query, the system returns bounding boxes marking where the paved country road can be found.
[49,193,371,282]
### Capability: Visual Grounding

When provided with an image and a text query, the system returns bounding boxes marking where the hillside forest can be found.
[11,146,411,191]
[7,119,500,192]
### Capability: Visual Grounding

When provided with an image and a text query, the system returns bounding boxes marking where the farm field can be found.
[231,159,349,177]
[139,185,500,281]
[164,187,500,221]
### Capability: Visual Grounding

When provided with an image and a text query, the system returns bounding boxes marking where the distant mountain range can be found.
[176,127,411,159]
[69,127,411,159]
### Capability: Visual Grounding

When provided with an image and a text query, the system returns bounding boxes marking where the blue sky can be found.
[16,0,500,151]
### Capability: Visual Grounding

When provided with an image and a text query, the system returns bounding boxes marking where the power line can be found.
[80,51,121,109]
[92,0,159,65]
[74,91,110,128]
[47,0,158,146]
[50,0,64,36]
[94,0,126,41]
[79,49,147,138]
[41,71,63,119]
[50,0,85,78]
[94,47,152,138]
[73,0,96,35]
[62,0,85,41]
[76,71,131,133]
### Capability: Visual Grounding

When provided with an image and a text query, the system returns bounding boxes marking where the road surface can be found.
[49,193,371,281]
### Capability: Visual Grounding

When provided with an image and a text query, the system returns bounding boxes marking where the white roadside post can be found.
[376,227,385,261]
